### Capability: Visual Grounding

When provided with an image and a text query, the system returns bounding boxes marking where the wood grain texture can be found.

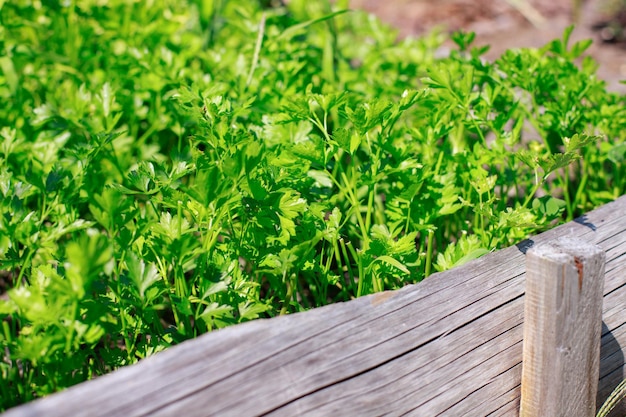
[4,195,626,417]
[520,237,605,417]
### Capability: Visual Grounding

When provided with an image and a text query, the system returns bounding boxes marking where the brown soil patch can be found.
[349,0,626,93]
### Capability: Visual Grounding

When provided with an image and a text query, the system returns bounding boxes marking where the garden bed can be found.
[1,0,625,411]
[5,194,626,416]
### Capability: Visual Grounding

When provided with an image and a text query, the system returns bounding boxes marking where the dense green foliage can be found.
[1,0,625,409]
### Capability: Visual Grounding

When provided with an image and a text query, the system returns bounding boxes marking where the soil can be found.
[349,0,626,93]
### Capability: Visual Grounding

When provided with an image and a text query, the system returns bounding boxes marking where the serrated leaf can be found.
[307,169,333,188]
[126,252,161,299]
[238,302,269,321]
[435,234,488,272]
[199,303,233,324]
[540,152,579,177]
[201,281,229,299]
[371,255,410,275]
[563,133,599,153]
[516,149,540,170]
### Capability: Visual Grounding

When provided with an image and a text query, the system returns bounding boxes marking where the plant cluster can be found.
[0,0,625,410]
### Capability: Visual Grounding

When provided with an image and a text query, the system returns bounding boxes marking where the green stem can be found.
[16,249,35,286]
[280,270,293,315]
[339,238,355,293]
[118,307,133,361]
[372,271,382,293]
[365,182,376,231]
[562,169,574,221]
[425,229,435,278]
[245,13,266,90]
[331,239,348,300]
[523,169,545,209]
[338,171,370,250]
[64,300,78,353]
[347,242,365,297]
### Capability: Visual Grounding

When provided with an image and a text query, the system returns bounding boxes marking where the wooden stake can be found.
[521,236,605,417]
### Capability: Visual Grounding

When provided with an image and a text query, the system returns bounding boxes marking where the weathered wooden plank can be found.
[520,237,605,417]
[265,303,524,416]
[4,195,626,417]
[443,365,521,416]
[488,394,522,417]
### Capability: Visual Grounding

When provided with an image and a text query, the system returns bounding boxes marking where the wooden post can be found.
[520,236,605,417]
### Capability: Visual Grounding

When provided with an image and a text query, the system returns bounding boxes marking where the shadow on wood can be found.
[4,195,626,417]
[598,322,625,417]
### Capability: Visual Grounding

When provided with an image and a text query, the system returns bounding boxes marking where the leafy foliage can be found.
[0,0,625,410]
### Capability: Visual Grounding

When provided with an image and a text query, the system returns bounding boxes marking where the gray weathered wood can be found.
[4,195,626,417]
[520,237,605,417]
